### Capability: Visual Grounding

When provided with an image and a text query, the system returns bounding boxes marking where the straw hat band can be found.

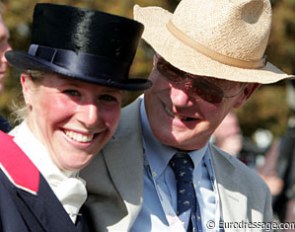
[166,20,266,69]
[28,44,128,81]
[134,2,293,83]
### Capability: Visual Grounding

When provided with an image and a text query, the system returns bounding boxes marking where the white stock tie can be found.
[49,173,87,223]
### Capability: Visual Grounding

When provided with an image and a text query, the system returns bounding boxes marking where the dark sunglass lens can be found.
[157,57,224,104]
[192,78,224,104]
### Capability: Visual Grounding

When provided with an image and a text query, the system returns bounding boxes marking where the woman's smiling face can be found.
[21,72,122,171]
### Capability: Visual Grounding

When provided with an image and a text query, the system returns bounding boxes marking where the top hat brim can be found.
[6,51,152,91]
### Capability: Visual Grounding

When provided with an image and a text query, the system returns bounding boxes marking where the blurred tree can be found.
[0,0,294,141]
[237,0,295,140]
[268,0,295,74]
[237,84,289,138]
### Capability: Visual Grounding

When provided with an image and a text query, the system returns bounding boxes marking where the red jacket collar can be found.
[0,131,40,194]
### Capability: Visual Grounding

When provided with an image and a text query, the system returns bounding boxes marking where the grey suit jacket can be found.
[81,98,273,232]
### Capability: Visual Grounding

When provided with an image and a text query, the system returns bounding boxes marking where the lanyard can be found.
[143,147,223,232]
[143,152,186,231]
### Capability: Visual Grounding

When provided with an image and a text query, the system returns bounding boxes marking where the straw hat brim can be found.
[134,5,293,84]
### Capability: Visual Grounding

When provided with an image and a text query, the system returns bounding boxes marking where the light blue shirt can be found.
[131,100,221,231]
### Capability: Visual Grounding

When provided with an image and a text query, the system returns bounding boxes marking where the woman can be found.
[0,3,151,232]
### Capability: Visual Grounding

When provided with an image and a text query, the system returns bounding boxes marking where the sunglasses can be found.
[155,56,245,104]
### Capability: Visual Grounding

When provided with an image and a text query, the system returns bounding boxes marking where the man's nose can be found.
[170,85,192,106]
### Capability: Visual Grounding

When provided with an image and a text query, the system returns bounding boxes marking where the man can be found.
[0,4,12,132]
[81,0,293,231]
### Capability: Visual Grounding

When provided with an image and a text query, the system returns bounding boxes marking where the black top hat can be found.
[5,3,152,90]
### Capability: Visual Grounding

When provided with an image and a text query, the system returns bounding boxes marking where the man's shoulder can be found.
[115,98,143,137]
[121,97,142,116]
[211,144,268,189]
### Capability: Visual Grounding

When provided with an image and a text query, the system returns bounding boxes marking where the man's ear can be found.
[233,83,261,108]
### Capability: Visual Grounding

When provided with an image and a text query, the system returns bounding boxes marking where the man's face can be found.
[144,55,258,151]
[0,17,11,93]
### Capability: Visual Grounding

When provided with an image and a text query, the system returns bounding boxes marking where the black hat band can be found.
[28,44,129,81]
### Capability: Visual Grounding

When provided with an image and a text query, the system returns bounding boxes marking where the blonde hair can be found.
[11,70,45,124]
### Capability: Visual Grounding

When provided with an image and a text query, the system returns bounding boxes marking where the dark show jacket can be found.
[0,131,90,232]
[0,116,11,133]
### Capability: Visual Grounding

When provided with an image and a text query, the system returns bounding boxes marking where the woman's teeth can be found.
[65,131,94,142]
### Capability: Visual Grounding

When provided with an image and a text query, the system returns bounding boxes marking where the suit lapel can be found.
[16,175,84,232]
[103,98,144,218]
[15,187,48,231]
[210,145,247,224]
[0,131,85,232]
[0,157,78,232]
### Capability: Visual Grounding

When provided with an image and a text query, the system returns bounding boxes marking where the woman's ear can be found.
[20,72,33,105]
[233,83,261,108]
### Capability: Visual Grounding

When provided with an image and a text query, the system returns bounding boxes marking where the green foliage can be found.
[267,0,295,73]
[237,84,289,138]
[1,0,294,139]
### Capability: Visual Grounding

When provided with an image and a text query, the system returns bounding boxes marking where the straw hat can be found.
[134,0,293,84]
[6,3,152,90]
